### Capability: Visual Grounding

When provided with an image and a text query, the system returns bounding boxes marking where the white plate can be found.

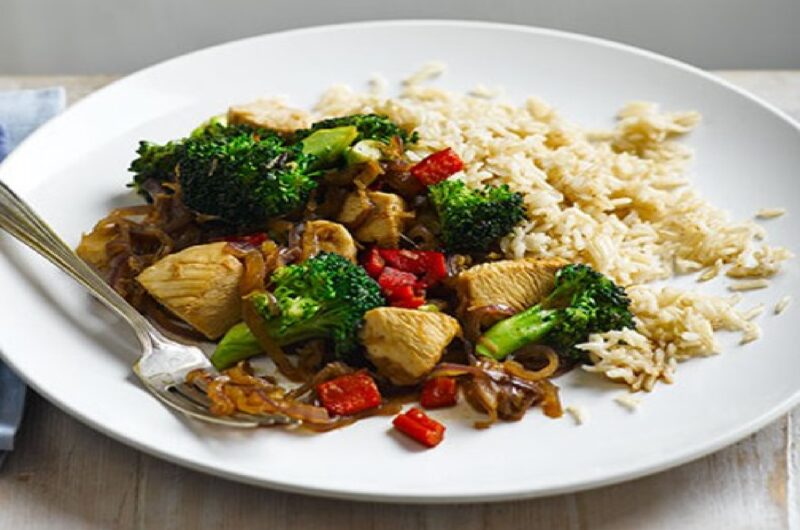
[1,21,799,503]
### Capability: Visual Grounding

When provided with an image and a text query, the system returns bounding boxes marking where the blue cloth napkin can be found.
[0,87,66,468]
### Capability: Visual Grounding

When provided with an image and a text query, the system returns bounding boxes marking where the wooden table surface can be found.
[0,71,798,530]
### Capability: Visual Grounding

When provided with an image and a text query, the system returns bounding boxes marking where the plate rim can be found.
[1,19,799,503]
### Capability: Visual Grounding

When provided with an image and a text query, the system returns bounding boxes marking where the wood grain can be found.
[0,71,798,530]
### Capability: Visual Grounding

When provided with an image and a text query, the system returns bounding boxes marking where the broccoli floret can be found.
[128,123,321,226]
[475,264,634,361]
[178,126,319,226]
[253,252,384,356]
[296,113,416,145]
[128,140,181,199]
[428,180,526,253]
[128,119,237,199]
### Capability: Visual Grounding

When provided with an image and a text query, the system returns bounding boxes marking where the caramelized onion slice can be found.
[537,379,563,419]
[428,363,489,380]
[463,304,517,340]
[405,224,438,250]
[188,363,334,425]
[285,362,354,400]
[241,296,307,383]
[224,244,267,296]
[462,377,499,429]
[428,355,564,426]
[503,347,559,382]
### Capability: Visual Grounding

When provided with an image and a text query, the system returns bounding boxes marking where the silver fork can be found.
[0,180,297,428]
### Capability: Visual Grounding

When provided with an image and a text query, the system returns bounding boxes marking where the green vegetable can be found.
[295,113,416,145]
[343,139,385,166]
[128,122,320,226]
[252,253,384,359]
[428,179,526,253]
[129,120,239,199]
[300,125,358,168]
[476,264,634,361]
[128,140,181,200]
[210,322,262,370]
[179,126,319,226]
[190,115,227,138]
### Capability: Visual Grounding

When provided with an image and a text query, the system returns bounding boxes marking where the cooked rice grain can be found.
[726,245,793,279]
[741,304,765,321]
[614,394,641,412]
[756,207,786,219]
[728,279,770,291]
[775,295,792,315]
[402,61,446,86]
[565,405,587,425]
[698,259,723,282]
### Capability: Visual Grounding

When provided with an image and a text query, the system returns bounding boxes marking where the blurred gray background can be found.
[2,0,799,74]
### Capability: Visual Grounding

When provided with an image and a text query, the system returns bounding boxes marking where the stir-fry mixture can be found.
[78,105,635,447]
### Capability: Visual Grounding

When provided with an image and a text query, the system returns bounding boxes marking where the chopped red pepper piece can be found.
[389,284,417,299]
[363,247,386,279]
[377,267,418,295]
[410,148,464,187]
[316,371,382,416]
[378,249,447,282]
[420,377,458,409]
[391,294,426,309]
[377,268,427,308]
[404,407,444,431]
[378,249,427,274]
[362,248,449,308]
[392,407,446,448]
[419,253,448,288]
[216,232,269,247]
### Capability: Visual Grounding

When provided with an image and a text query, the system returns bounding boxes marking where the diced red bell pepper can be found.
[316,371,382,416]
[377,267,417,296]
[378,249,428,274]
[392,407,446,448]
[364,248,449,308]
[419,253,448,288]
[362,247,386,279]
[420,377,458,409]
[378,249,447,282]
[377,249,448,291]
[404,407,444,431]
[217,232,269,247]
[410,148,464,187]
[391,294,426,309]
[377,268,426,308]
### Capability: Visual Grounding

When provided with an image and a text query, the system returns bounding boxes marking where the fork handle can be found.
[0,180,155,349]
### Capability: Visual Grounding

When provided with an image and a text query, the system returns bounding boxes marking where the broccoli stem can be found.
[300,125,358,168]
[261,318,326,346]
[210,311,325,371]
[475,305,557,360]
[210,322,262,370]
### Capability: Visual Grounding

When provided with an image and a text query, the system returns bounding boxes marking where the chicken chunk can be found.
[338,190,411,247]
[455,257,567,315]
[137,242,243,340]
[227,98,311,133]
[337,189,374,226]
[300,220,357,263]
[356,191,413,248]
[360,307,461,386]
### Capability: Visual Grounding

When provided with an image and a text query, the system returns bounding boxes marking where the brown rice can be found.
[309,69,791,391]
